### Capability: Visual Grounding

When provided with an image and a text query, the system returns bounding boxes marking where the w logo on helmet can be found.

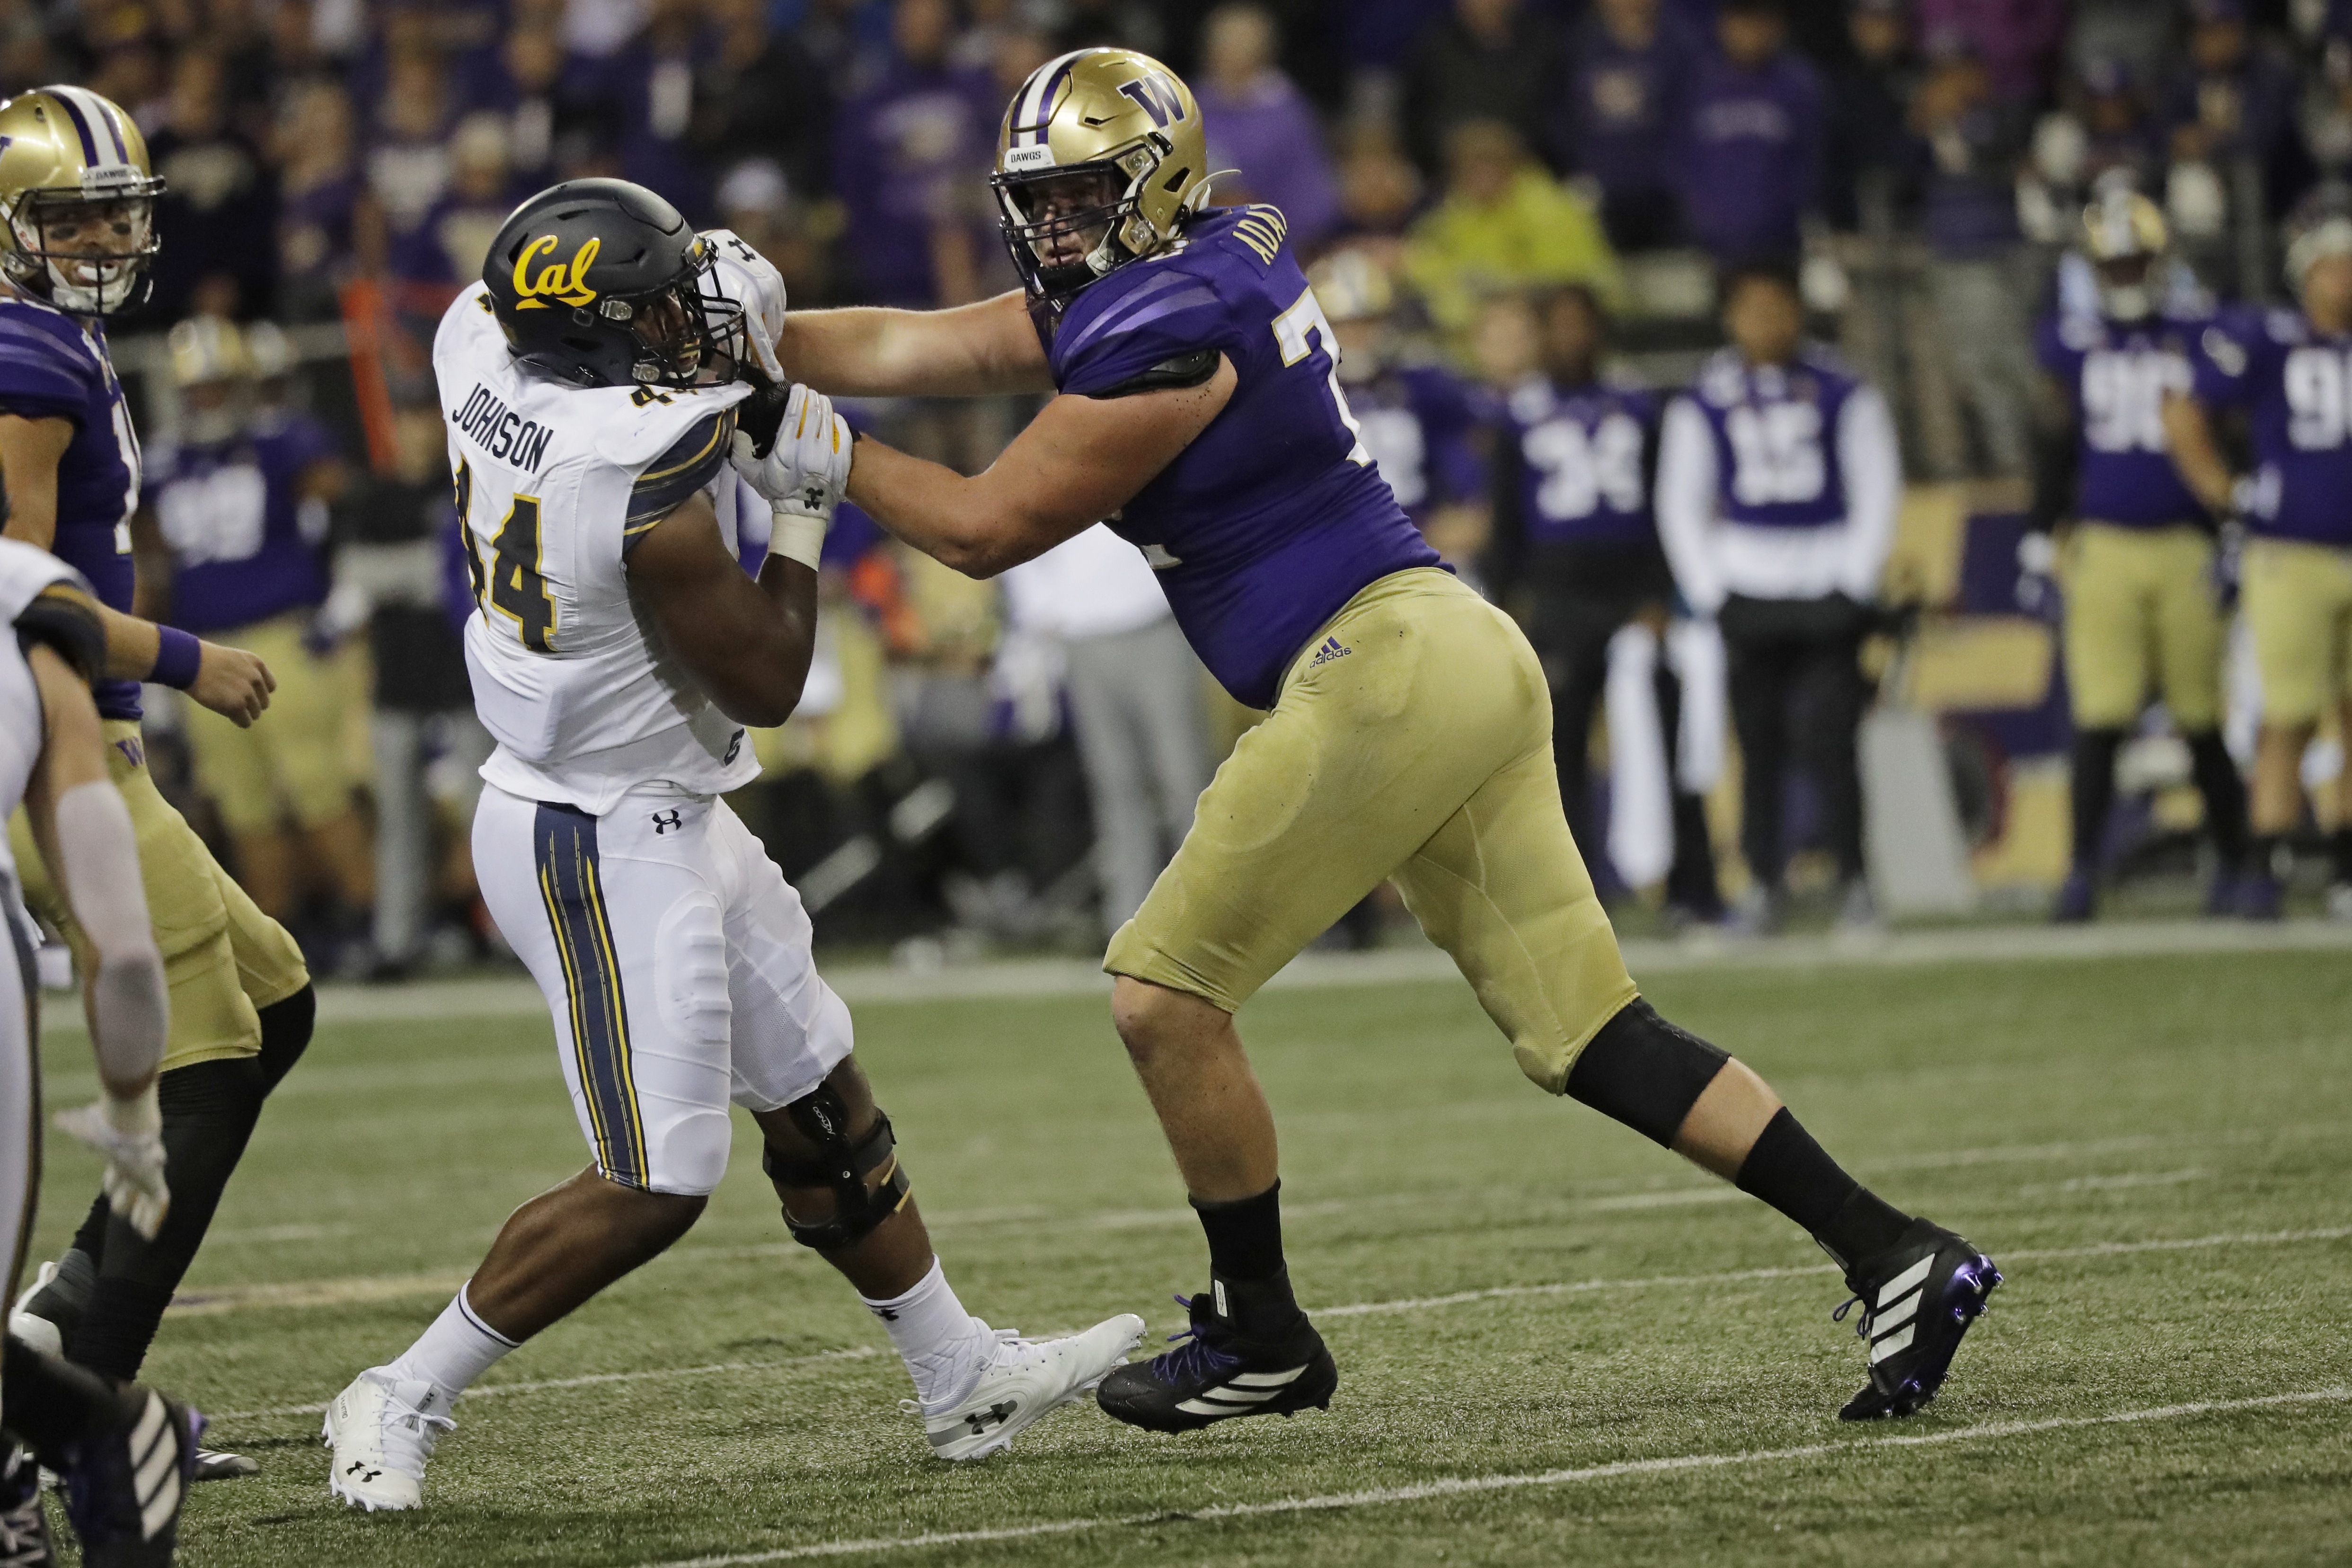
[512,233,601,310]
[1117,72,1186,129]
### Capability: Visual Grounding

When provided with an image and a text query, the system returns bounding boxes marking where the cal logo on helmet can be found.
[511,233,600,310]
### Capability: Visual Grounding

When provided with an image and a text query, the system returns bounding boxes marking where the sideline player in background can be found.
[2166,186,2352,919]
[322,181,1142,1511]
[2027,187,2250,921]
[0,87,314,1485]
[1494,284,1721,923]
[771,47,1999,1434]
[139,316,372,949]
[0,537,201,1563]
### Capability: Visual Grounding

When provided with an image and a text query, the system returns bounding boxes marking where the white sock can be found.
[383,1283,520,1403]
[862,1259,993,1414]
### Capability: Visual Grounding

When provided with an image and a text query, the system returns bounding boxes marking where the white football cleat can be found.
[322,1370,452,1511]
[9,1262,63,1358]
[911,1313,1146,1461]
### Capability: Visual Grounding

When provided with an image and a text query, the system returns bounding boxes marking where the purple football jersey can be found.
[1041,205,1441,709]
[2037,311,2203,527]
[1350,363,1485,530]
[1683,347,1857,529]
[147,424,335,636]
[2193,306,2352,548]
[1502,375,1658,547]
[0,298,142,718]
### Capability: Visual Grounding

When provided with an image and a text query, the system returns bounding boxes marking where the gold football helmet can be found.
[992,47,1218,306]
[2079,184,2167,322]
[0,86,166,317]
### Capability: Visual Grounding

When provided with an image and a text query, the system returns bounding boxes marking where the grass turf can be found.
[25,948,2352,1566]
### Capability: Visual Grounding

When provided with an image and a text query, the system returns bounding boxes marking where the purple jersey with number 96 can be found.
[2192,306,2352,547]
[1040,204,1441,709]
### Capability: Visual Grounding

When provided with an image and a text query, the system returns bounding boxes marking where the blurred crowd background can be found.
[30,0,2352,975]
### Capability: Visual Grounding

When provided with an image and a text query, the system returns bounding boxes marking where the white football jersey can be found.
[0,538,89,886]
[435,281,760,815]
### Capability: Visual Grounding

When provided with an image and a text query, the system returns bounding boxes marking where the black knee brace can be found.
[1565,999,1731,1146]
[761,1083,911,1251]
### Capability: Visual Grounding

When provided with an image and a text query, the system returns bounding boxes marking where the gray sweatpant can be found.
[1062,617,1211,932]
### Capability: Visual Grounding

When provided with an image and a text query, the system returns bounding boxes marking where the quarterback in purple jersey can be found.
[769,47,1998,1434]
[2166,186,2352,918]
[2028,187,2250,923]
[0,87,313,1484]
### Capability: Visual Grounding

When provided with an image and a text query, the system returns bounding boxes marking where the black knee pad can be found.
[1565,999,1731,1147]
[761,1083,911,1252]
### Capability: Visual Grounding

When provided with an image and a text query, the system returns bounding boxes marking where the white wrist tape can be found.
[772,509,828,571]
[101,1081,162,1137]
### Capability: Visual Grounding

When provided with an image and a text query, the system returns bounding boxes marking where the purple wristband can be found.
[149,627,202,690]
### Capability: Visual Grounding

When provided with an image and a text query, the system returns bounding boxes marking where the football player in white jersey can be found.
[0,537,203,1562]
[321,180,1144,1510]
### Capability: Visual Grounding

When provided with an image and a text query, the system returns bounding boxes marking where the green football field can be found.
[27,939,2352,1567]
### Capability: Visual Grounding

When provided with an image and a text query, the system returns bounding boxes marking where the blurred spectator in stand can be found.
[833,0,997,308]
[2075,55,2163,192]
[1404,118,1624,361]
[142,319,371,959]
[147,49,279,319]
[999,527,1209,936]
[207,0,277,140]
[1326,124,1425,268]
[331,397,490,978]
[494,23,583,193]
[357,51,453,276]
[1402,0,1571,178]
[1565,0,1699,252]
[1824,0,1919,236]
[390,112,515,284]
[1914,0,2065,106]
[1051,0,1164,58]
[274,79,363,320]
[716,158,837,310]
[1311,249,1488,571]
[616,0,709,220]
[695,0,833,205]
[1196,4,1341,251]
[1674,0,1823,266]
[1907,30,2036,478]
[2162,0,2309,251]
[1488,285,1723,920]
[0,0,52,96]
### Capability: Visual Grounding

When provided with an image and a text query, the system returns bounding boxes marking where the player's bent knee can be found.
[1109,974,1221,1065]
[1565,999,1731,1147]
[762,1080,911,1252]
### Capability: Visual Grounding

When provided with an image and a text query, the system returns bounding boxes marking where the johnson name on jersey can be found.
[2037,310,2204,526]
[433,282,757,814]
[1039,204,1440,710]
[0,295,142,719]
[2193,306,2352,547]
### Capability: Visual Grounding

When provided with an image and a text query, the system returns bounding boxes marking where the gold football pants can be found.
[9,721,309,1070]
[1106,568,1639,1093]
[2242,537,2352,726]
[182,613,367,835]
[2060,522,2225,731]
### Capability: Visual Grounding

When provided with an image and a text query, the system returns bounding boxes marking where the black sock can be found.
[2252,833,2288,880]
[2185,731,2250,871]
[21,1249,97,1343]
[2332,829,2352,885]
[0,1337,136,1466]
[1192,1181,1285,1283]
[1734,1108,1911,1271]
[2069,728,2125,874]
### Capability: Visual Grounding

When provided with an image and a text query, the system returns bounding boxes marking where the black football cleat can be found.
[1834,1218,2001,1421]
[0,1442,53,1567]
[1096,1281,1337,1434]
[60,1388,201,1568]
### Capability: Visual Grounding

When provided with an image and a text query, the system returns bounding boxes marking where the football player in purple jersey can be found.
[2027,187,2251,922]
[0,86,313,1485]
[2165,185,2352,918]
[760,47,1999,1434]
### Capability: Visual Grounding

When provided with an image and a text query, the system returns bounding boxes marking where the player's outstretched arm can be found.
[21,640,171,1238]
[774,291,1055,399]
[628,489,820,729]
[0,412,277,727]
[848,356,1238,578]
[2161,391,2237,515]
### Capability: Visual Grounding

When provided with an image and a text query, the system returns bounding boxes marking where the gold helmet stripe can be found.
[1008,50,1089,150]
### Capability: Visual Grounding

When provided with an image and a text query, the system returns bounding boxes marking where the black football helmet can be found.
[483,178,743,389]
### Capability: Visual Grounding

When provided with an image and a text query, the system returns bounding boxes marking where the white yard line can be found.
[637,1386,2352,1567]
[39,918,2352,1037]
[200,1226,2352,1427]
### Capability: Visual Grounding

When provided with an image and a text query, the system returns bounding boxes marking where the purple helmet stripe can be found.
[1016,53,1081,146]
[51,89,100,166]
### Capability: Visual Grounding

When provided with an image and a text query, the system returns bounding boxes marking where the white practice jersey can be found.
[435,281,760,815]
[0,538,92,886]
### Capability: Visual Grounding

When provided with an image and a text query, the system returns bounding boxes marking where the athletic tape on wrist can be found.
[772,511,828,570]
[149,626,202,689]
